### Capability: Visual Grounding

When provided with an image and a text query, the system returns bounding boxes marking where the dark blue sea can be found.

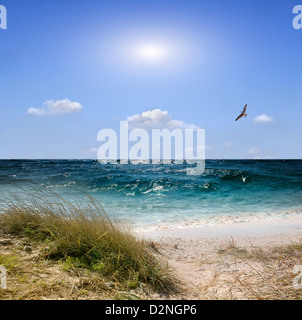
[1,160,302,230]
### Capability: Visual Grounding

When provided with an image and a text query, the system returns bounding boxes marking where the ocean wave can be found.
[1,160,302,230]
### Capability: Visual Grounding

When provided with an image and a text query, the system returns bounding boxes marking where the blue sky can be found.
[0,0,301,159]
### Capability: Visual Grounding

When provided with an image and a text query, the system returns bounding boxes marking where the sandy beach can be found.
[137,217,302,299]
[1,211,301,300]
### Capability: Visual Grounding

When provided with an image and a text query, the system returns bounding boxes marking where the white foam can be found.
[134,208,302,233]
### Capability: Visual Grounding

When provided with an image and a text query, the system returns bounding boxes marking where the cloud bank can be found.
[126,108,200,131]
[27,99,83,116]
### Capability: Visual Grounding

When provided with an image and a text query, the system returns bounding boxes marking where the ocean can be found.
[0,160,302,231]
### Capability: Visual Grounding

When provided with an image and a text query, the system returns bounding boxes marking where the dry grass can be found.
[2,192,301,300]
[216,239,302,300]
[0,247,112,300]
[0,192,177,299]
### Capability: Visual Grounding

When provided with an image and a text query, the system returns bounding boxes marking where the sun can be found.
[134,43,169,62]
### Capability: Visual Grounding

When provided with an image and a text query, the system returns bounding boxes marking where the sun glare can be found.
[134,44,169,62]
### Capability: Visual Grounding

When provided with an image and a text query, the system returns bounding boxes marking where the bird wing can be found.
[235,113,244,121]
[243,104,247,113]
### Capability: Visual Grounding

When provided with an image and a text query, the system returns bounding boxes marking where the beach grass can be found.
[0,192,176,298]
[1,192,301,300]
[216,239,302,300]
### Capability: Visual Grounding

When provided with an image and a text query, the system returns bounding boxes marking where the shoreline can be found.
[136,216,302,242]
[1,212,301,299]
[137,216,302,300]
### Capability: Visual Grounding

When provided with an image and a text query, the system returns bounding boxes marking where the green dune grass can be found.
[0,192,176,293]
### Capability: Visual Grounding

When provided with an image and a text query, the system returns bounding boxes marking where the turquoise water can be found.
[1,160,302,230]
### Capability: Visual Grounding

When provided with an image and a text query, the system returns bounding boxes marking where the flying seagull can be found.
[235,104,248,121]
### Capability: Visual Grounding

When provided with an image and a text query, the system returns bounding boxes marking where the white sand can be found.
[137,217,302,240]
[136,217,302,300]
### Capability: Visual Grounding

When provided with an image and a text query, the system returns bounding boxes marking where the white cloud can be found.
[205,145,214,151]
[80,147,97,157]
[253,114,274,123]
[27,99,83,116]
[224,141,232,148]
[126,109,200,131]
[253,155,272,160]
[248,147,260,155]
[248,147,276,159]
